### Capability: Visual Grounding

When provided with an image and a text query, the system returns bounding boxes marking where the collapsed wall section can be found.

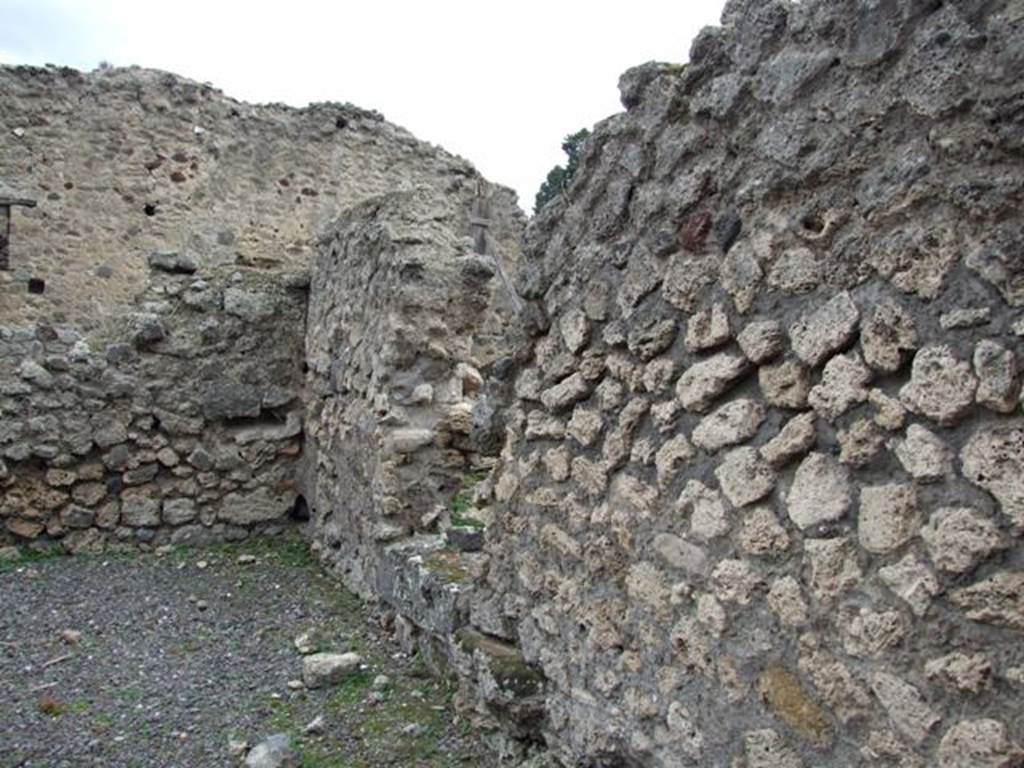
[481,0,1024,765]
[0,260,307,552]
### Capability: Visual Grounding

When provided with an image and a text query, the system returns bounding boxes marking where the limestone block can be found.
[120,492,161,527]
[893,424,952,482]
[678,480,730,541]
[760,413,816,467]
[525,411,565,441]
[759,359,811,409]
[878,554,939,617]
[861,301,918,372]
[692,399,766,452]
[737,319,784,364]
[740,729,805,768]
[385,428,435,454]
[937,719,1023,768]
[808,351,871,421]
[559,308,590,354]
[922,507,1006,573]
[738,505,790,556]
[626,319,677,361]
[858,483,919,554]
[950,571,1024,630]
[837,419,885,467]
[71,482,107,507]
[797,640,871,725]
[869,389,907,431]
[974,340,1020,413]
[302,652,363,689]
[684,303,730,352]
[655,434,696,490]
[162,498,198,526]
[541,373,592,412]
[900,345,977,426]
[219,488,291,526]
[767,576,808,628]
[961,425,1024,526]
[841,608,905,658]
[786,452,851,530]
[789,292,860,367]
[925,652,993,694]
[711,559,761,605]
[870,672,940,745]
[804,537,862,604]
[714,447,777,508]
[676,352,750,412]
[651,533,709,576]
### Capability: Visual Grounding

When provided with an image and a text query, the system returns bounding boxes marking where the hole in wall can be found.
[290,495,310,522]
[335,116,348,130]
[27,278,45,294]
[144,203,158,217]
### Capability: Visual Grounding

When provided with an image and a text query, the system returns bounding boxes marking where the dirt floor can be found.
[0,536,489,767]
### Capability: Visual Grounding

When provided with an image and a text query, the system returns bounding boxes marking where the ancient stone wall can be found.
[301,187,543,755]
[478,0,1024,765]
[0,257,307,552]
[0,65,524,330]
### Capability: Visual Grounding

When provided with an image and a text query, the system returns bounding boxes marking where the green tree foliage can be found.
[533,128,590,214]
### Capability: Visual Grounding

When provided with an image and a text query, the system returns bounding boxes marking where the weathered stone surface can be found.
[302,652,363,689]
[861,301,918,373]
[974,340,1020,413]
[925,653,993,695]
[219,489,291,526]
[715,447,776,508]
[808,352,871,421]
[940,307,991,330]
[736,320,784,364]
[541,373,592,412]
[900,346,978,426]
[759,359,811,410]
[740,729,804,768]
[804,537,862,604]
[685,303,731,352]
[760,412,816,467]
[870,672,940,745]
[837,419,885,467]
[651,533,709,576]
[937,719,1022,768]
[758,666,832,747]
[162,498,198,526]
[961,425,1024,526]
[878,554,939,618]
[120,493,161,528]
[789,293,860,368]
[767,576,808,628]
[692,399,765,453]
[950,571,1024,630]
[893,424,952,482]
[786,453,850,530]
[798,638,871,725]
[842,608,905,658]
[738,505,790,556]
[655,434,696,490]
[244,733,300,768]
[858,483,919,554]
[678,480,730,541]
[676,352,750,412]
[922,507,1006,574]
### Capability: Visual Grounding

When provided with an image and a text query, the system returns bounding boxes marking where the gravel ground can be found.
[0,536,489,767]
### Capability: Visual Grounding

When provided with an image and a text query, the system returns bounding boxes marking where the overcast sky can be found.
[0,1,726,212]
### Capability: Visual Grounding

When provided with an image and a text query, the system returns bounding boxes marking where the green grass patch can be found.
[326,670,372,709]
[0,545,65,574]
